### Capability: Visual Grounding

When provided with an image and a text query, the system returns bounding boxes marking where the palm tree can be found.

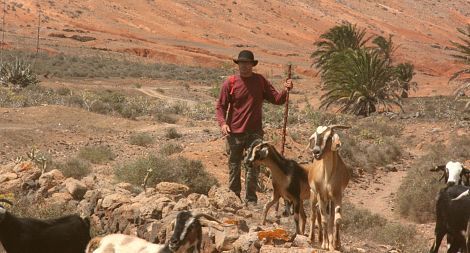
[393,63,417,98]
[372,35,396,63]
[311,22,369,74]
[319,49,402,116]
[449,25,470,97]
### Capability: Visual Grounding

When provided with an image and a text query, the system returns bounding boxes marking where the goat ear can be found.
[305,133,316,151]
[330,133,341,151]
[259,146,269,159]
[170,218,176,231]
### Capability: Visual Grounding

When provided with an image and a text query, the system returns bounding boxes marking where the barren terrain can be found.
[0,0,469,252]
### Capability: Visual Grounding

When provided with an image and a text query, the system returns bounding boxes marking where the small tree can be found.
[312,23,416,116]
[320,49,401,116]
[311,22,369,74]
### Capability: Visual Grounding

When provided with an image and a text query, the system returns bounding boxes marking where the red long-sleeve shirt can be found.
[215,73,287,133]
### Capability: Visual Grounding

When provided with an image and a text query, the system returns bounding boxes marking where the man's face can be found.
[238,61,254,77]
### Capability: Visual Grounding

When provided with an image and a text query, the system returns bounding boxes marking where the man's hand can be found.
[221,124,231,136]
[284,79,293,91]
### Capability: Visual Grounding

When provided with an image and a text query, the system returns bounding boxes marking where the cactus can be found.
[0,58,39,89]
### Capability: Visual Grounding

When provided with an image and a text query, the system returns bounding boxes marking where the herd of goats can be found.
[0,125,469,253]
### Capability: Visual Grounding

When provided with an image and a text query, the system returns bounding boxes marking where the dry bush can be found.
[159,142,183,156]
[165,128,182,139]
[56,158,91,179]
[114,155,217,194]
[397,134,470,223]
[78,145,115,164]
[129,132,154,147]
[343,202,428,252]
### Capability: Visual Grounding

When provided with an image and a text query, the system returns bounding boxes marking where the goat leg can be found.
[262,192,280,225]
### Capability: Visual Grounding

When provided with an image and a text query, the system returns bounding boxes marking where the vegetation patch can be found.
[0,50,230,82]
[114,155,217,194]
[159,142,184,156]
[129,132,155,147]
[78,145,115,164]
[343,202,428,252]
[56,157,91,179]
[165,127,182,139]
[397,134,470,223]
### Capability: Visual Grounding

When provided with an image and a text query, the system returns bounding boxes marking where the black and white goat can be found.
[244,139,320,241]
[86,211,225,253]
[429,185,470,253]
[0,198,91,253]
[430,161,470,186]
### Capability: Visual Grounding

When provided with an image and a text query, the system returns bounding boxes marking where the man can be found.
[215,50,293,206]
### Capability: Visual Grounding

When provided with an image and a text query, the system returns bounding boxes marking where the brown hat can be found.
[233,50,258,66]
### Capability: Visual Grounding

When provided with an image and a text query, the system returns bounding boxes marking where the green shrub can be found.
[0,58,39,88]
[160,142,183,156]
[57,158,91,179]
[114,155,217,194]
[397,135,470,223]
[129,132,154,147]
[78,145,115,164]
[165,128,182,139]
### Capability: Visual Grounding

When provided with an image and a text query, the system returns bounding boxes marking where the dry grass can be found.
[397,134,470,223]
[78,145,115,164]
[114,155,217,194]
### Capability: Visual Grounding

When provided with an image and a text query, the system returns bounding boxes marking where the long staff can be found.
[281,64,291,156]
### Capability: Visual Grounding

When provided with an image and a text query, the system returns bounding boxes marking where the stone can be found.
[155,182,189,196]
[101,193,131,209]
[215,224,240,251]
[0,172,17,183]
[65,178,88,200]
[208,187,243,211]
[231,232,260,253]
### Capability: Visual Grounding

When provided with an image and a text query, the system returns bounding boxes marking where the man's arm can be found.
[215,79,231,134]
[263,77,293,105]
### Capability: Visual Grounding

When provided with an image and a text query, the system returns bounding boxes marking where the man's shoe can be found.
[245,201,258,209]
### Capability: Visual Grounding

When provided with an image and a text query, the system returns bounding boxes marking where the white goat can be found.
[430,161,470,186]
[86,211,225,253]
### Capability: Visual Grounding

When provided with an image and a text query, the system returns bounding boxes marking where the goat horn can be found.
[0,199,13,206]
[192,212,223,224]
[327,125,351,130]
[430,165,446,172]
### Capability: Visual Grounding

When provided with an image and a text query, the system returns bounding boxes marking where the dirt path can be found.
[137,87,197,105]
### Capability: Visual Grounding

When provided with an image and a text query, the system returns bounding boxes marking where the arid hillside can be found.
[3,0,470,95]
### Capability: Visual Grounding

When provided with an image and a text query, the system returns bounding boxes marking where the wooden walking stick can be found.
[281,64,291,156]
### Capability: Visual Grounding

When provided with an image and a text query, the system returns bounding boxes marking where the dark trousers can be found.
[226,131,263,203]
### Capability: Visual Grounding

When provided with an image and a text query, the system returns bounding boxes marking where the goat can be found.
[86,211,225,253]
[0,198,91,253]
[244,139,321,242]
[429,185,470,253]
[306,125,351,251]
[430,161,470,186]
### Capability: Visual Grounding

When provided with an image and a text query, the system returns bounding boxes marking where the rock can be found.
[101,193,131,209]
[115,182,133,193]
[65,178,87,200]
[1,178,23,192]
[13,161,34,172]
[155,182,189,196]
[0,172,18,183]
[259,245,320,252]
[81,175,96,189]
[385,164,398,172]
[236,209,253,218]
[200,227,218,253]
[38,169,65,190]
[173,198,190,211]
[215,224,240,251]
[208,187,243,211]
[231,232,260,253]
[49,192,73,205]
[291,235,310,248]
